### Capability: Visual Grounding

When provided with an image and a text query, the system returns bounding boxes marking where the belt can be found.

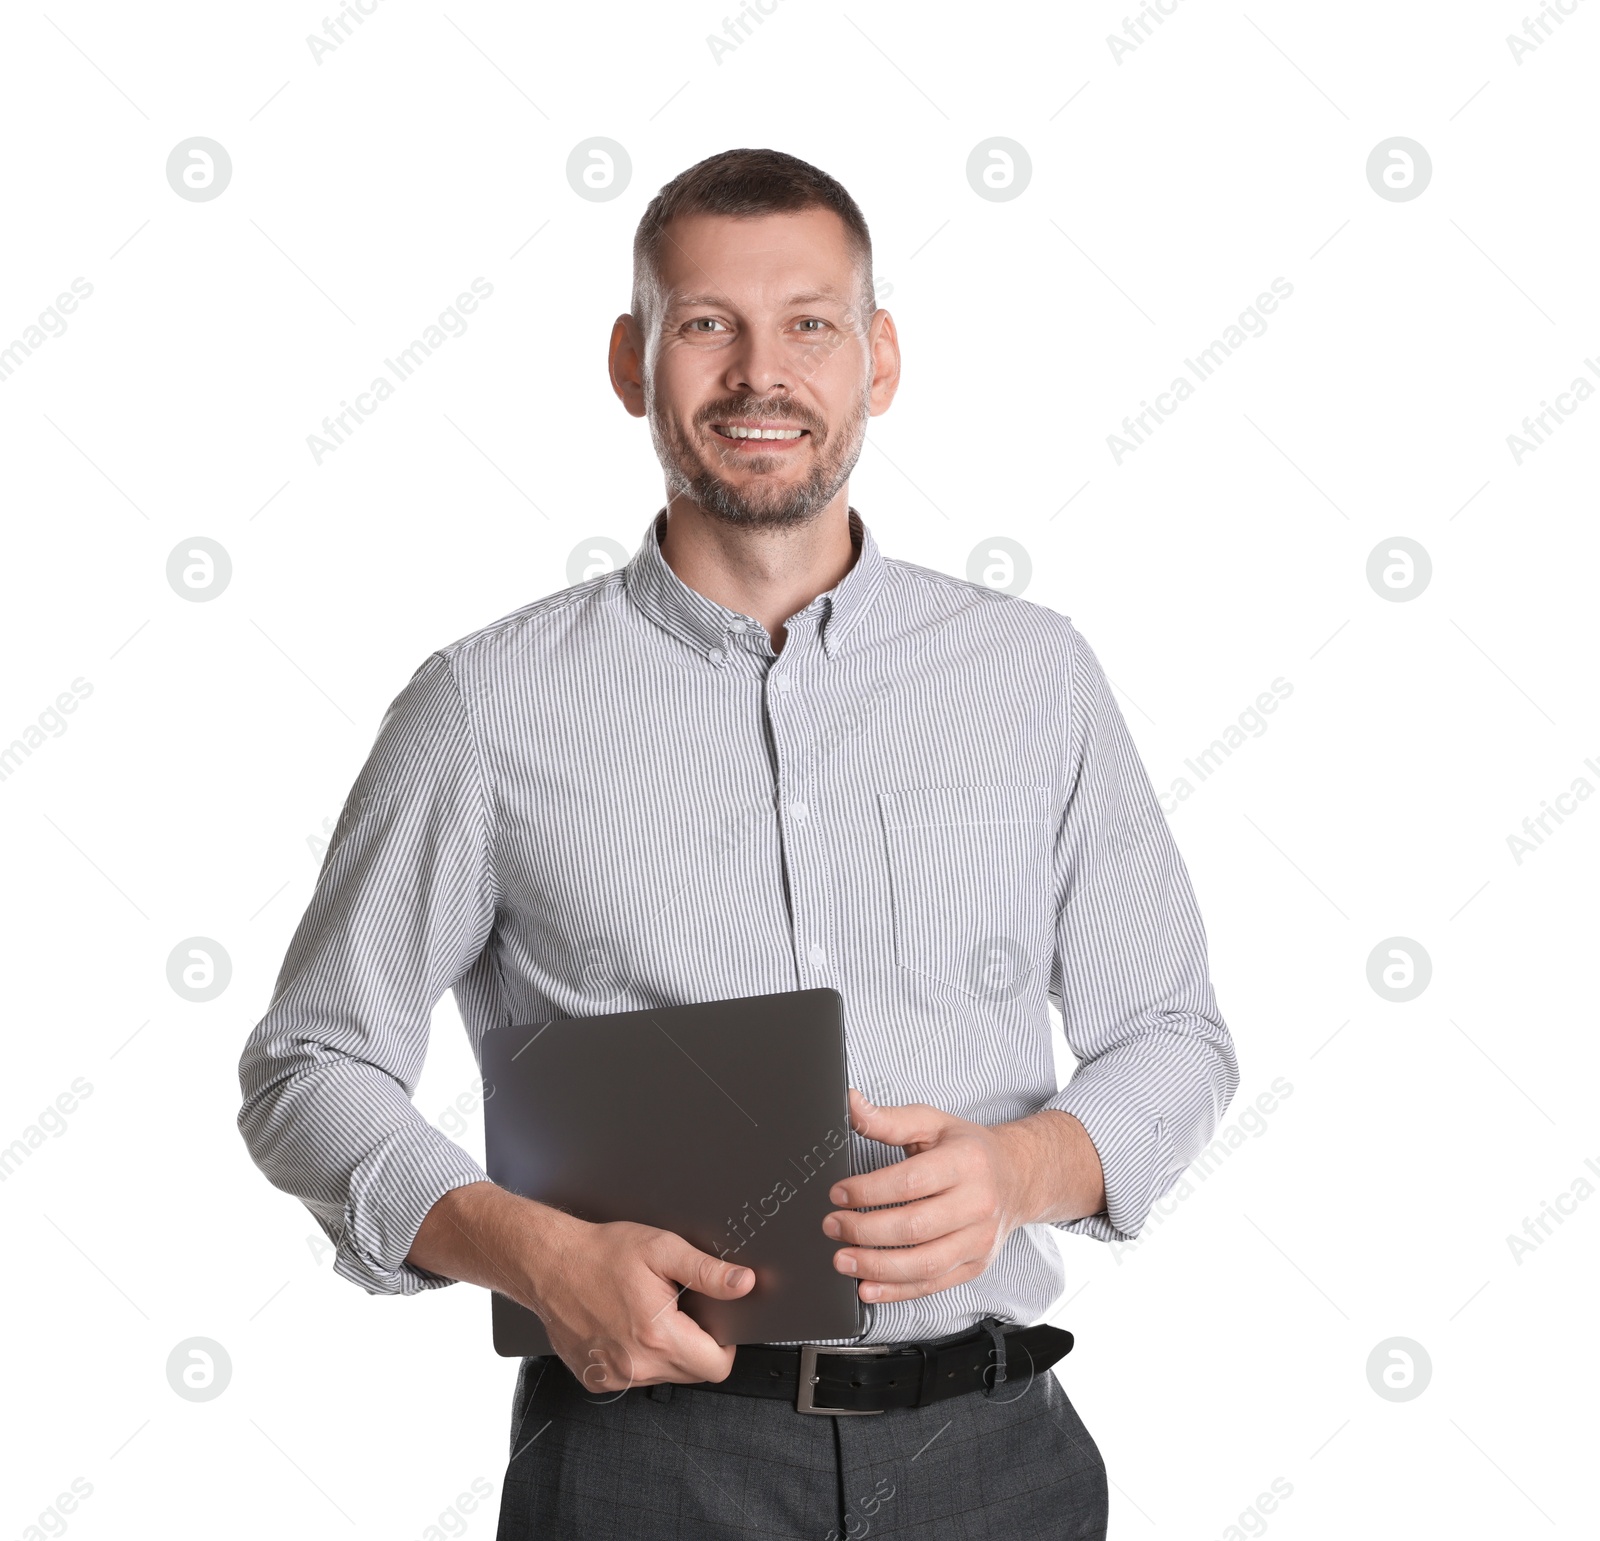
[678,1316,1074,1415]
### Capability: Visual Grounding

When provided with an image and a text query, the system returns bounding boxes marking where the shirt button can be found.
[774,674,793,692]
[790,800,809,822]
[808,943,828,969]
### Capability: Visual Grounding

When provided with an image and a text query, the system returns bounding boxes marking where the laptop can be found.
[479,986,863,1358]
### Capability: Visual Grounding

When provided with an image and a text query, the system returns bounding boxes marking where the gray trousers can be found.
[495,1349,1109,1539]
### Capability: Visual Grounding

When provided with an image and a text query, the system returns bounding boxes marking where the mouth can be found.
[707,419,813,454]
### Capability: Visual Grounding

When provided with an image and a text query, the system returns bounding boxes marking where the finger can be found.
[655,1235,756,1300]
[643,1241,755,1383]
[629,1276,743,1384]
[834,1223,991,1287]
[845,1090,947,1150]
[854,1257,989,1304]
[681,1341,739,1385]
[658,1317,740,1385]
[824,1190,967,1249]
[845,1086,883,1134]
[829,1148,960,1211]
[587,1316,735,1390]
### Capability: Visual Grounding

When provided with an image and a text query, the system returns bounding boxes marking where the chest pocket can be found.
[877,784,1055,998]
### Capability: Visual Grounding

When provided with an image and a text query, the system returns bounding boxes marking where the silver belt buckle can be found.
[796,1344,888,1415]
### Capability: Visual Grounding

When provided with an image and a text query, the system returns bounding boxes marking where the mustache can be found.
[697,399,823,435]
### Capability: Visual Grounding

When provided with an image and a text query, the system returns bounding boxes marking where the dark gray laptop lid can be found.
[480,986,862,1358]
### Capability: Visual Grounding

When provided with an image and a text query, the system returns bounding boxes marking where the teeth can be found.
[720,425,804,440]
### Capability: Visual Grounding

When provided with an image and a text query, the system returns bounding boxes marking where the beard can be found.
[648,385,869,531]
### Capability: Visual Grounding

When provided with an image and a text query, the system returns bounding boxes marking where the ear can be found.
[609,313,647,419]
[866,308,901,419]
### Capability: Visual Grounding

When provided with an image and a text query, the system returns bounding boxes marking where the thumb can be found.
[847,1086,944,1148]
[656,1235,756,1300]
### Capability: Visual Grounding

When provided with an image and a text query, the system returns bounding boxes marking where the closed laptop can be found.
[480,986,862,1358]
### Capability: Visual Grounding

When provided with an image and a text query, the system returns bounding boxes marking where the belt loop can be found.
[647,1381,674,1403]
[979,1316,1007,1399]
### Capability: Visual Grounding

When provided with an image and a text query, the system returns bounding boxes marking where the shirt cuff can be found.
[331,1126,491,1296]
[1040,1049,1202,1244]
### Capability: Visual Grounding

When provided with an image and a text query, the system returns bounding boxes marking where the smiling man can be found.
[238,147,1238,1541]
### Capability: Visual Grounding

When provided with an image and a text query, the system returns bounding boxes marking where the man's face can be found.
[624,207,891,530]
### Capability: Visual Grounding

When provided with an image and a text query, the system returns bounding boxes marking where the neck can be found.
[657,491,859,652]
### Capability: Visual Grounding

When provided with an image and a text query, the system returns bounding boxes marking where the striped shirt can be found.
[237,507,1239,1347]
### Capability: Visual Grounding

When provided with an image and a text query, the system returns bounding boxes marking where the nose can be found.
[723,328,790,401]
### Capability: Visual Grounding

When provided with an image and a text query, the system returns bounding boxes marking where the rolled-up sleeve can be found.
[237,649,497,1295]
[1043,621,1239,1243]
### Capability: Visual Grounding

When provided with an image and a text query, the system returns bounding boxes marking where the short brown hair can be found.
[631,147,875,327]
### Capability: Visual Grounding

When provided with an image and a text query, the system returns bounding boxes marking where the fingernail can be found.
[837,1253,857,1275]
[830,1186,847,1204]
[727,1267,751,1288]
[822,1217,841,1238]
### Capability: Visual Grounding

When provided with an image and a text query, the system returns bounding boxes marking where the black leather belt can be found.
[678,1317,1074,1415]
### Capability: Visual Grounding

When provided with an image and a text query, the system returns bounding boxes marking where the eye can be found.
[686,317,726,333]
[796,318,827,333]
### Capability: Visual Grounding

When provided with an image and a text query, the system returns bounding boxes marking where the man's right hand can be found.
[406,1182,755,1389]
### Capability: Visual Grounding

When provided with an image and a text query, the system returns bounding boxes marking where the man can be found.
[238,147,1239,1539]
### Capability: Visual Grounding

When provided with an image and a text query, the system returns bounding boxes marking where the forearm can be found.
[997,1108,1107,1227]
[405,1180,574,1302]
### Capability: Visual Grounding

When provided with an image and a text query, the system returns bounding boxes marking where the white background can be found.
[2,2,1596,1537]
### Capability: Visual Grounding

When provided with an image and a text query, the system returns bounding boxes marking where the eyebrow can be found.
[665,286,849,312]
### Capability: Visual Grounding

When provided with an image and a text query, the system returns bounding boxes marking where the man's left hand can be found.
[822,1087,1106,1304]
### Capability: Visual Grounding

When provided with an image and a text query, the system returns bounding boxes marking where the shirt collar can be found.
[622,506,887,664]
